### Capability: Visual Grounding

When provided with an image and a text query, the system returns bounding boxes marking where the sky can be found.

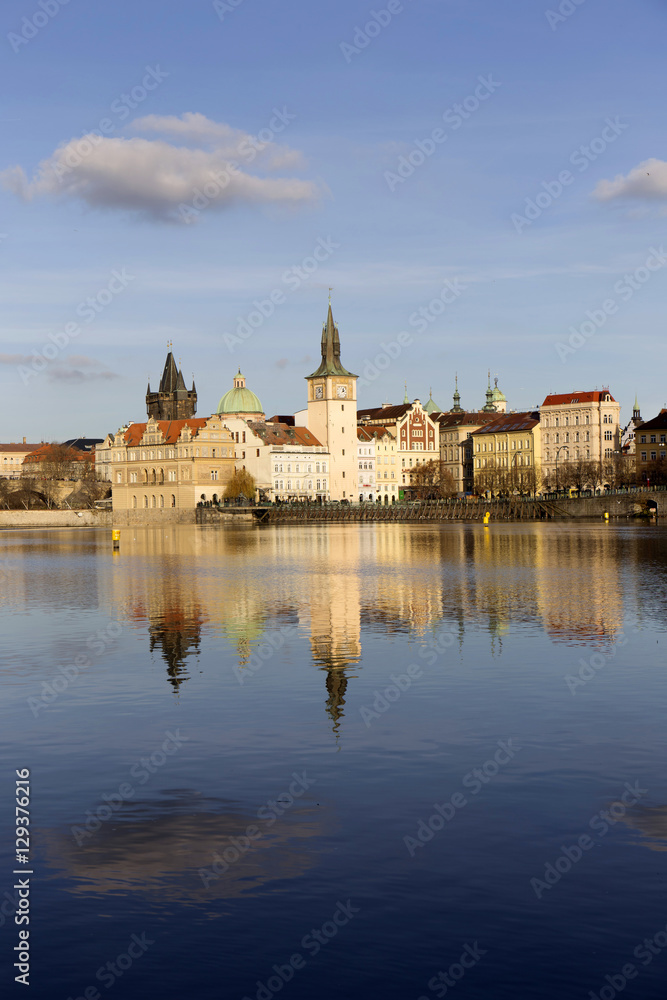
[1,0,666,441]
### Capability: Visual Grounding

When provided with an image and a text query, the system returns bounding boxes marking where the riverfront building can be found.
[97,415,236,509]
[539,389,621,479]
[472,412,542,494]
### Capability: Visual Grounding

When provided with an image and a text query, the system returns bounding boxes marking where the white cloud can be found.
[0,113,321,224]
[594,158,667,202]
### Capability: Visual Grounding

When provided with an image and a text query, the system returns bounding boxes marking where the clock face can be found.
[336,384,347,398]
[314,385,323,399]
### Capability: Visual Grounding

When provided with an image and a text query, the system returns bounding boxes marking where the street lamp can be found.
[555,445,569,492]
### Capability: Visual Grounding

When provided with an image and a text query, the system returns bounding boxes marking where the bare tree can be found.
[409,459,457,499]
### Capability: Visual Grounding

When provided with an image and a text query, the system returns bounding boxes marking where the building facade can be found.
[635,410,667,484]
[357,399,440,497]
[97,415,236,509]
[0,440,43,478]
[219,417,330,501]
[304,303,359,500]
[437,412,501,494]
[540,390,621,479]
[472,412,542,495]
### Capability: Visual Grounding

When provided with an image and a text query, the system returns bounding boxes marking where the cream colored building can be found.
[0,440,43,478]
[540,389,621,476]
[221,417,330,501]
[97,415,236,509]
[303,303,359,501]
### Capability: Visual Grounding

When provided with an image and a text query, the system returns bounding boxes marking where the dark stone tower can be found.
[146,350,197,420]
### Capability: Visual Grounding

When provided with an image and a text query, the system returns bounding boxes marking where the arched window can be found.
[132,495,137,508]
[143,496,148,508]
[159,495,164,507]
[151,495,156,507]
[171,495,176,507]
[316,462,321,473]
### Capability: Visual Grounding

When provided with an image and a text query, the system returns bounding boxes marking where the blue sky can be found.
[1,0,666,440]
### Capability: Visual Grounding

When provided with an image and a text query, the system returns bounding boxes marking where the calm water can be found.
[2,521,667,999]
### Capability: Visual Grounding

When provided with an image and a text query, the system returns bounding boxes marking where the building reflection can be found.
[100,522,627,725]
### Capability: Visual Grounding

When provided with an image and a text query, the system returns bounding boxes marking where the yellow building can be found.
[97,414,236,510]
[472,411,542,495]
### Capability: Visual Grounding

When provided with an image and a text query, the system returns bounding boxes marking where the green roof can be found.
[216,370,263,414]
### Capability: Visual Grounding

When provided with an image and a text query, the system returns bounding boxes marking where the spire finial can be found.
[328,287,332,306]
[403,381,409,404]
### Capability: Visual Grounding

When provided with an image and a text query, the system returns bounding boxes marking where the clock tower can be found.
[305,301,358,500]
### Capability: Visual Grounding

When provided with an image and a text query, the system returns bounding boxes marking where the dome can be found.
[216,370,263,415]
[491,377,506,403]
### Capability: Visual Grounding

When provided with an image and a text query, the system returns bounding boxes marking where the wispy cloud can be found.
[0,113,321,224]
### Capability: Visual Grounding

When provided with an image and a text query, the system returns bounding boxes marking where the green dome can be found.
[491,378,506,403]
[216,370,263,415]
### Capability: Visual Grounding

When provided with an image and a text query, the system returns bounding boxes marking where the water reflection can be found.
[43,790,321,905]
[99,523,635,675]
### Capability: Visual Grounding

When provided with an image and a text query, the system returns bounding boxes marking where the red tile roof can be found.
[246,421,323,447]
[541,391,616,406]
[357,426,394,441]
[123,419,208,446]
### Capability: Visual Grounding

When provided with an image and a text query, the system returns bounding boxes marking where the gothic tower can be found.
[305,301,358,500]
[146,350,197,421]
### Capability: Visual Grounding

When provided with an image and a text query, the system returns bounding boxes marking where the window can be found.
[604,430,613,441]
[641,452,647,461]
[132,496,137,508]
[160,495,164,507]
[650,435,657,443]
[651,452,657,460]
[171,495,176,507]
[640,435,646,444]
[130,472,137,483]
[143,496,148,508]
[211,470,218,480]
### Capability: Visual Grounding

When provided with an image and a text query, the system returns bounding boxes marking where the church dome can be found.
[216,370,263,415]
[490,378,506,404]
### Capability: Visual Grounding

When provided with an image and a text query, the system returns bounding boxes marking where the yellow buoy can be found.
[112,529,121,548]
